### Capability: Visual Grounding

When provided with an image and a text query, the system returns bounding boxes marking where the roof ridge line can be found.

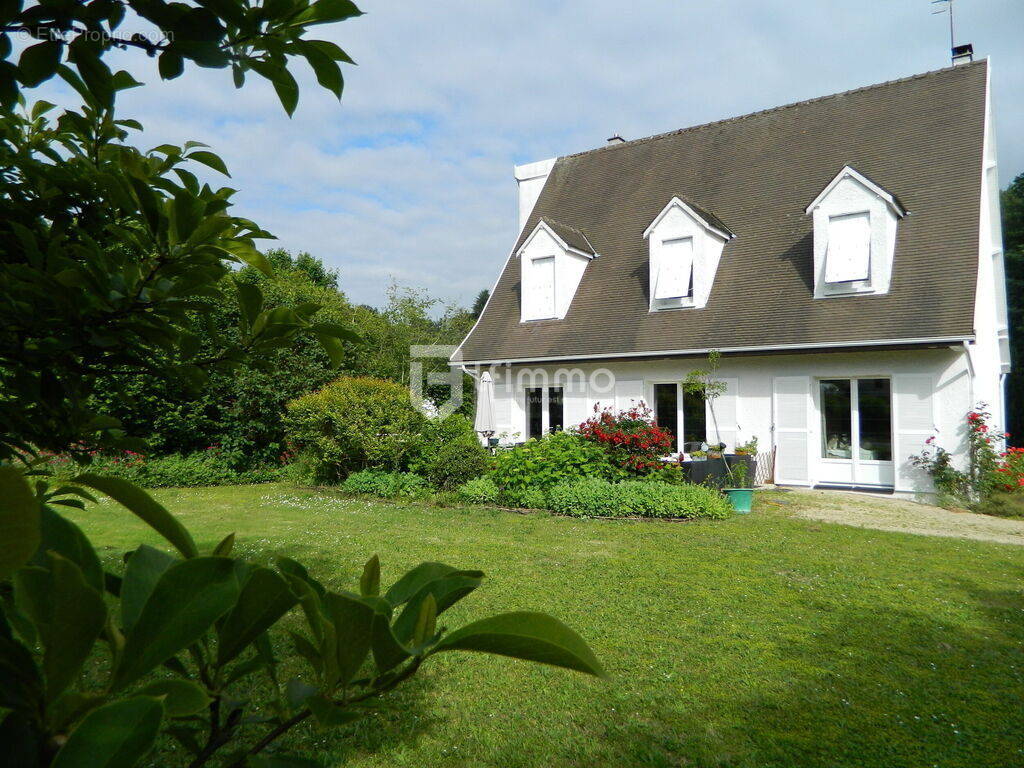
[560,59,988,161]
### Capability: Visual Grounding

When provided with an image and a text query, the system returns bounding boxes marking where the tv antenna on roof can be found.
[931,0,957,59]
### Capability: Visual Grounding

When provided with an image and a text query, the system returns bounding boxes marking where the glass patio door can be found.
[818,378,894,487]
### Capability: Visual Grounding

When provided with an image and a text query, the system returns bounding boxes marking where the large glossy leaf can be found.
[0,628,43,713]
[217,566,296,666]
[31,506,103,592]
[111,557,240,691]
[42,554,108,700]
[432,611,606,678]
[121,545,176,632]
[73,475,198,559]
[322,591,373,687]
[391,571,482,644]
[52,696,164,768]
[0,466,40,580]
[359,555,379,597]
[366,597,409,674]
[136,679,210,717]
[384,562,462,606]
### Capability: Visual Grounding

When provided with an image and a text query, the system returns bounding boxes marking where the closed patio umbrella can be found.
[474,371,496,441]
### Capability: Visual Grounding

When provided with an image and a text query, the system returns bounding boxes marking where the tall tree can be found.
[1001,173,1024,442]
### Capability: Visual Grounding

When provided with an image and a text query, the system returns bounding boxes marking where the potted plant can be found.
[722,461,754,513]
[689,449,708,461]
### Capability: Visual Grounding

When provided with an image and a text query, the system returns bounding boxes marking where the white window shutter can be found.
[825,212,871,283]
[532,256,555,318]
[773,376,811,485]
[893,374,936,492]
[707,378,739,451]
[654,237,693,299]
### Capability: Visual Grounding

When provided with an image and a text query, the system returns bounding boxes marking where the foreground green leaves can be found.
[0,468,604,767]
[0,466,39,579]
[434,611,607,678]
[52,697,164,768]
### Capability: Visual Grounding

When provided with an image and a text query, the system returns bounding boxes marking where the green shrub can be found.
[457,476,500,505]
[547,478,625,517]
[341,470,429,498]
[284,376,428,483]
[412,414,491,490]
[500,485,549,509]
[972,490,1024,518]
[547,478,732,519]
[492,432,623,494]
[52,450,282,488]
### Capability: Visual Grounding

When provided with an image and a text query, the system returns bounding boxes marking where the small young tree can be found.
[681,350,728,450]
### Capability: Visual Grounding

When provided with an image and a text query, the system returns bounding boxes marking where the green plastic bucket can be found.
[723,488,754,513]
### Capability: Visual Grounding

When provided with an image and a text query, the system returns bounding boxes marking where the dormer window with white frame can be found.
[517,218,596,322]
[644,197,733,311]
[806,166,907,298]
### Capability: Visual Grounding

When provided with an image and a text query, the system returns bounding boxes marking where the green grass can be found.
[67,485,1024,768]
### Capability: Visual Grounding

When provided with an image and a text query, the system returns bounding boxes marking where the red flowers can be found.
[577,403,674,475]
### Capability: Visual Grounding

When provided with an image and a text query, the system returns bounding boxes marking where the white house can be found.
[452,59,1009,497]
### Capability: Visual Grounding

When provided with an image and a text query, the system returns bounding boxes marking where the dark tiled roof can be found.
[537,217,596,255]
[458,61,988,363]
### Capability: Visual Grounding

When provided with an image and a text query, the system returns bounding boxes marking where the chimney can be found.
[607,134,625,144]
[951,43,973,66]
[514,158,557,233]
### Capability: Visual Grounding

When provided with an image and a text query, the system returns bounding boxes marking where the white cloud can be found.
[26,0,1024,307]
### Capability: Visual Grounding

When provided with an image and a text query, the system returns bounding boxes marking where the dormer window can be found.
[644,197,733,311]
[806,166,906,298]
[518,218,596,322]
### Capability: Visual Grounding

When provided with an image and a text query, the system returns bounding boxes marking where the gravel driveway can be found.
[763,488,1024,546]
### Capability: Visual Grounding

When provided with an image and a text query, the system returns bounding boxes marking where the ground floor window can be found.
[526,386,564,439]
[652,383,706,452]
[820,378,892,461]
[527,387,543,440]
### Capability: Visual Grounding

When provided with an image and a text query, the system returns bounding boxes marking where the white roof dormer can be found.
[643,197,734,312]
[806,166,907,299]
[517,218,596,322]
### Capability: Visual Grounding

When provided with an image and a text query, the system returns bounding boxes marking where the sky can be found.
[31,0,1024,309]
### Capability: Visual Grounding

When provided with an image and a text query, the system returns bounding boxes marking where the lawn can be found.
[67,484,1024,768]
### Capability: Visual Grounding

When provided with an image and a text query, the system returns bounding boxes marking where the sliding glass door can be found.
[818,377,894,487]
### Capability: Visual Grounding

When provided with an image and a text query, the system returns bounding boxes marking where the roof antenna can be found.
[931,0,971,64]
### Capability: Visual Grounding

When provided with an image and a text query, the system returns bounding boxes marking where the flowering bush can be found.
[911,406,1013,508]
[576,404,675,475]
[994,446,1024,491]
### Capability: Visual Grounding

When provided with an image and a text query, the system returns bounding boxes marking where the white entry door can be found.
[817,377,895,488]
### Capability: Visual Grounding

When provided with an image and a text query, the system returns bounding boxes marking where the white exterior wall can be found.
[514,158,556,234]
[477,347,973,497]
[969,64,1011,432]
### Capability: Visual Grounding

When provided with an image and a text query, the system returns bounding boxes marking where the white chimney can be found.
[514,157,556,234]
[952,43,974,66]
